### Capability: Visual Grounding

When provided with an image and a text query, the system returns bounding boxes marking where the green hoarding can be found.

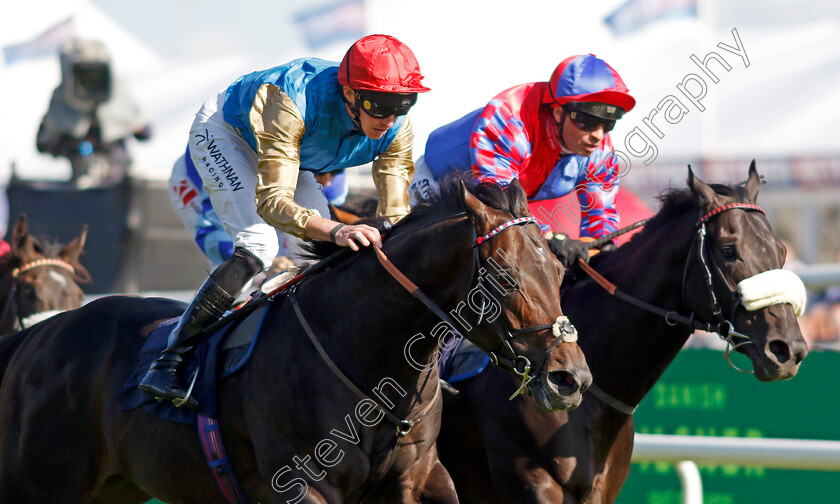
[617,348,840,504]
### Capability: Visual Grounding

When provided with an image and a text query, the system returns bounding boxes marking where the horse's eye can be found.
[488,269,519,293]
[721,245,738,261]
[493,275,516,291]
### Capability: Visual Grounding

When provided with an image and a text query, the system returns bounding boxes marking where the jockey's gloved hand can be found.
[545,232,589,268]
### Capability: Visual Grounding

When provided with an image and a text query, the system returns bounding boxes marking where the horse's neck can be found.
[299,220,475,400]
[569,211,699,407]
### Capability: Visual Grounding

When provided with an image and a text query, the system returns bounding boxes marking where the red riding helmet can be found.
[544,54,635,117]
[338,34,431,93]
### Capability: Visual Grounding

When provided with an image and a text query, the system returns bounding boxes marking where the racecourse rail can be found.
[631,434,840,504]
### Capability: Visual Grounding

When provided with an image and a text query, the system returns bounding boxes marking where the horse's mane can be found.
[623,181,749,245]
[404,171,529,224]
[302,172,527,262]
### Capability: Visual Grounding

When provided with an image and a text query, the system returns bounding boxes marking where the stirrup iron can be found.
[172,367,200,408]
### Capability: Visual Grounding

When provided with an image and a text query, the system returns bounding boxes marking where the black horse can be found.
[0,214,88,335]
[437,163,809,503]
[0,177,590,503]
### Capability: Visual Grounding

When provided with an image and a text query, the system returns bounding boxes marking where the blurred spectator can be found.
[799,286,840,351]
[36,39,151,188]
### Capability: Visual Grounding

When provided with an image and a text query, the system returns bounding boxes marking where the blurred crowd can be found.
[784,243,840,351]
[798,286,840,351]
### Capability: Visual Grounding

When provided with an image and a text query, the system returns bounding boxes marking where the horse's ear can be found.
[59,225,92,283]
[687,166,717,208]
[507,178,531,217]
[745,159,761,203]
[459,179,490,221]
[11,215,35,259]
[59,225,87,265]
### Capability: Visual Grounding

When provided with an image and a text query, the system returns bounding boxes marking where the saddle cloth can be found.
[438,336,491,383]
[119,302,269,425]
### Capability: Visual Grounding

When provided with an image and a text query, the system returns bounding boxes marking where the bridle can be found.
[578,202,768,375]
[11,257,76,279]
[575,201,773,415]
[383,214,577,400]
[682,202,766,372]
[471,216,577,398]
[3,257,77,330]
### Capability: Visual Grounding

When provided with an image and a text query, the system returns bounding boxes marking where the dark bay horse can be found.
[0,214,88,334]
[437,163,809,503]
[0,178,590,503]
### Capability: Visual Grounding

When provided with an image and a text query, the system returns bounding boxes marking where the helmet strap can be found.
[553,107,571,152]
[340,88,363,131]
[340,45,364,131]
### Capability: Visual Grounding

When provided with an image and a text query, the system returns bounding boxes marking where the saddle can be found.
[119,299,270,425]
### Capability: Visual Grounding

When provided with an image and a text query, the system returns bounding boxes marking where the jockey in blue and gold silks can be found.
[411,54,635,268]
[140,34,431,409]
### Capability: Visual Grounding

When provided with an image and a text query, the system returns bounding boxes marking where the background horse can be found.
[0,178,590,503]
[437,163,808,503]
[0,214,89,334]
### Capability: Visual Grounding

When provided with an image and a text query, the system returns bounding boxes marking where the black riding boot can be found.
[138,248,263,409]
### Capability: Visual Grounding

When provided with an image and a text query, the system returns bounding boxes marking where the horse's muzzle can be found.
[530,366,592,412]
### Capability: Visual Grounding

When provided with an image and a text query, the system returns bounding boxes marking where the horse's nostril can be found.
[768,340,791,363]
[548,371,579,393]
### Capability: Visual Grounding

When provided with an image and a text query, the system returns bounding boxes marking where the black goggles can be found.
[355,90,417,118]
[568,110,616,133]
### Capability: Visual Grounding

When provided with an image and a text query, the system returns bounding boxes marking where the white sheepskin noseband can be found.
[552,316,578,343]
[737,269,806,317]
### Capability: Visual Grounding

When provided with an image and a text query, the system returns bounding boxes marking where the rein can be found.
[289,286,440,438]
[586,218,650,250]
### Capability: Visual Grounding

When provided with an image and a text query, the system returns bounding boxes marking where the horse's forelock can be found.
[27,235,64,258]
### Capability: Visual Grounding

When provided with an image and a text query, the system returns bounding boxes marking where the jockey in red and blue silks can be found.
[411,54,635,267]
